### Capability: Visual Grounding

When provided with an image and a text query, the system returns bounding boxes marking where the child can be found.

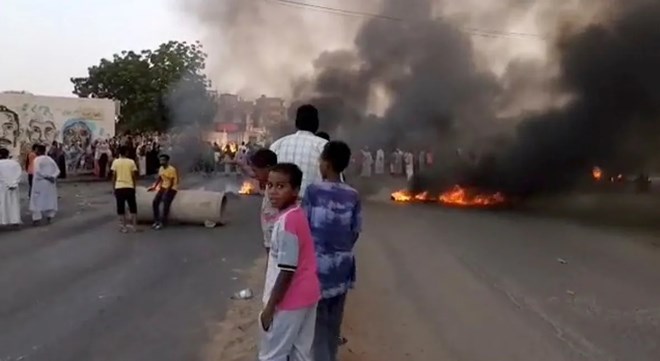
[302,141,361,361]
[259,163,320,361]
[241,148,279,254]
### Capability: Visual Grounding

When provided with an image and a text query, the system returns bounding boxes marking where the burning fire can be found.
[238,181,256,195]
[592,166,603,181]
[391,185,505,207]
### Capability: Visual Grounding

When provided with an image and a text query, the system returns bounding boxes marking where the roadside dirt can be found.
[202,257,266,361]
[201,238,417,361]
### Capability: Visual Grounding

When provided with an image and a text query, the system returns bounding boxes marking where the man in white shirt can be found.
[270,105,328,195]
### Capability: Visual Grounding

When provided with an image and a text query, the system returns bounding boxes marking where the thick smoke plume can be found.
[469,0,660,196]
[294,0,660,197]
[184,0,660,197]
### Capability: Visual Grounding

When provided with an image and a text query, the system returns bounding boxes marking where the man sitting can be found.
[149,154,179,230]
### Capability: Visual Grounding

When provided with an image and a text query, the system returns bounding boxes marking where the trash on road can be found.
[231,288,254,300]
[204,220,216,228]
[566,290,576,296]
[557,258,568,264]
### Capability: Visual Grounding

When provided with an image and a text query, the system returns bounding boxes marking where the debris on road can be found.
[231,288,254,300]
[557,257,568,264]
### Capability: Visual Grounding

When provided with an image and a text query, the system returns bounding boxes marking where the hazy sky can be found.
[0,0,197,96]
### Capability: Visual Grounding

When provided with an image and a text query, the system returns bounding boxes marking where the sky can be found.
[0,0,198,96]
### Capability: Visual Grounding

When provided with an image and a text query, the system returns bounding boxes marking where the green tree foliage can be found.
[71,41,216,132]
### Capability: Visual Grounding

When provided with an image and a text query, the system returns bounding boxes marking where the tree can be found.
[71,41,216,132]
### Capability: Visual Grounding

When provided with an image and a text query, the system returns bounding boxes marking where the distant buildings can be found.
[206,93,287,145]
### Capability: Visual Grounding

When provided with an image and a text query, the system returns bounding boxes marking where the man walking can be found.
[29,144,60,225]
[270,104,328,195]
[0,148,22,227]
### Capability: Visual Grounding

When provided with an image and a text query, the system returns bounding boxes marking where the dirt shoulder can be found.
[202,257,266,361]
[201,255,383,361]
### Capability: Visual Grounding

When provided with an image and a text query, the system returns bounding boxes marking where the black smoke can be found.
[469,0,660,196]
[295,0,660,197]
[292,0,500,153]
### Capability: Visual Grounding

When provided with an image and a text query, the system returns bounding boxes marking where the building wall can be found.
[0,93,117,161]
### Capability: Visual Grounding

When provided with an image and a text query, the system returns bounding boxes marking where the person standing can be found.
[149,154,179,230]
[258,163,320,361]
[418,149,426,174]
[404,151,414,181]
[111,146,138,233]
[96,140,111,179]
[237,148,279,255]
[25,144,37,196]
[270,104,328,196]
[302,141,361,361]
[48,142,67,179]
[375,148,385,175]
[29,144,60,225]
[360,147,373,178]
[0,148,22,227]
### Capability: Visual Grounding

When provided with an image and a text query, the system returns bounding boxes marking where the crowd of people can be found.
[1,103,381,361]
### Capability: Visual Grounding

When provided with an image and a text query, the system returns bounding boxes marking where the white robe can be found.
[404,152,414,180]
[0,159,22,225]
[360,150,373,177]
[375,149,385,175]
[29,155,60,219]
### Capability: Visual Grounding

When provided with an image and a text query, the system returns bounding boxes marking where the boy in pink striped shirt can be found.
[259,163,321,361]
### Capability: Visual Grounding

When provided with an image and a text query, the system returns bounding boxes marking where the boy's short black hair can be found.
[250,148,277,168]
[321,141,352,173]
[159,154,170,161]
[316,131,330,141]
[118,145,129,157]
[270,163,303,189]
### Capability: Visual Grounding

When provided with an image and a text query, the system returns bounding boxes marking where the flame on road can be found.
[391,185,505,207]
[238,181,256,195]
[592,166,603,181]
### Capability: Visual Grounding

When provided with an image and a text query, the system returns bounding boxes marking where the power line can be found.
[262,0,546,40]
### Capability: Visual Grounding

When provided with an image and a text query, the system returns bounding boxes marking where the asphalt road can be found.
[342,201,660,361]
[0,176,263,361]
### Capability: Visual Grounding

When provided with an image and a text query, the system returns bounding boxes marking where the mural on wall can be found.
[0,94,116,170]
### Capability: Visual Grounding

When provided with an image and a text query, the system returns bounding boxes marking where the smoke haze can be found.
[183,0,660,196]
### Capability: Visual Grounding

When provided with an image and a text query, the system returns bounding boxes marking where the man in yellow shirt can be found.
[111,146,138,232]
[149,154,179,230]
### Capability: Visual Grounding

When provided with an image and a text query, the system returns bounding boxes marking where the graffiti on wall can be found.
[0,94,116,170]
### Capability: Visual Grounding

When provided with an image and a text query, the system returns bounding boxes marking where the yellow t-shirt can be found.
[158,165,179,190]
[111,158,137,189]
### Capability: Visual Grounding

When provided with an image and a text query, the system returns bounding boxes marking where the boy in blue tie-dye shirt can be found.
[302,141,361,361]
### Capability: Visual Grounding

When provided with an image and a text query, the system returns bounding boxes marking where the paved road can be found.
[0,176,263,361]
[343,201,660,361]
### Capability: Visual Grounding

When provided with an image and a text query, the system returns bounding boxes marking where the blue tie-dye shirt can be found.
[302,181,362,299]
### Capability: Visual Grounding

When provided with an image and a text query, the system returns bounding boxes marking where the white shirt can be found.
[270,131,328,195]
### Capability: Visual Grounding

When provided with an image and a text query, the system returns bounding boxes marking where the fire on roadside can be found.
[391,185,505,207]
[238,181,256,195]
[592,166,603,181]
[592,166,624,183]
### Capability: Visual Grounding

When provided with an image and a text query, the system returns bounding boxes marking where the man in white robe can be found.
[375,149,385,175]
[360,147,373,177]
[0,148,22,226]
[404,151,414,181]
[29,145,60,224]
